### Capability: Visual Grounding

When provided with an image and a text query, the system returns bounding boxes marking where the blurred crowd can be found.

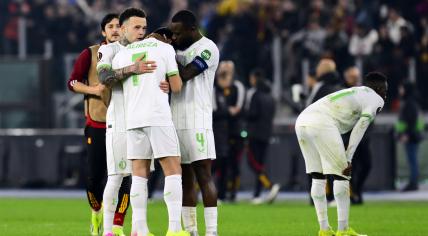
[1,0,428,110]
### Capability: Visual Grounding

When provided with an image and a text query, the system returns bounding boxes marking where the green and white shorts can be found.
[177,129,216,164]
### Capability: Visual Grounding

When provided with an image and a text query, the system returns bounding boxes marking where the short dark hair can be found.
[153,27,173,40]
[363,72,387,88]
[101,13,119,32]
[119,8,146,26]
[171,10,197,28]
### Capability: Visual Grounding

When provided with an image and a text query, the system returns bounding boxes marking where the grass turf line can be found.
[0,199,426,235]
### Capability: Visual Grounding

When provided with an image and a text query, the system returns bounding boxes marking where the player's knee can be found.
[310,172,326,179]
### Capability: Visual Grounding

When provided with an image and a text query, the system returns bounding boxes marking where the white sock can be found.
[311,179,330,230]
[334,180,350,231]
[204,207,217,235]
[130,176,149,235]
[164,175,183,232]
[103,175,124,233]
[182,206,197,233]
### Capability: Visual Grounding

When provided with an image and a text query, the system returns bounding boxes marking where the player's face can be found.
[122,17,147,44]
[170,22,193,50]
[102,18,120,43]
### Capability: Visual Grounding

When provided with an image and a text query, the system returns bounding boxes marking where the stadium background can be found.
[0,0,427,235]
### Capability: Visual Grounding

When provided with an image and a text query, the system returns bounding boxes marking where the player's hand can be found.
[342,162,352,177]
[159,80,170,93]
[134,59,157,74]
[92,83,106,97]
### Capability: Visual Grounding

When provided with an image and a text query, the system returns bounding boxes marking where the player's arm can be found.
[98,59,157,86]
[167,74,182,93]
[165,45,182,92]
[177,61,204,82]
[345,115,372,162]
[68,48,105,96]
[178,46,219,82]
[96,45,157,86]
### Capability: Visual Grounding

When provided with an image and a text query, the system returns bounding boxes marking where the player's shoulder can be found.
[358,86,384,106]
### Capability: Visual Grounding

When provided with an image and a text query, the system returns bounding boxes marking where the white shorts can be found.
[106,131,132,175]
[127,126,180,160]
[177,129,216,164]
[295,122,349,179]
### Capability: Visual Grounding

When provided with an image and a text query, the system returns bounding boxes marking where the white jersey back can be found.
[298,86,384,133]
[112,38,178,129]
[171,37,219,130]
[96,41,126,132]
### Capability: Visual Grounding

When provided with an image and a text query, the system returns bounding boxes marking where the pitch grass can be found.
[0,199,427,236]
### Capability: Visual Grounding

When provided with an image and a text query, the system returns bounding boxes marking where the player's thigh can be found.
[312,126,348,178]
[106,131,132,175]
[295,125,323,174]
[126,128,153,160]
[144,126,181,159]
[180,129,216,164]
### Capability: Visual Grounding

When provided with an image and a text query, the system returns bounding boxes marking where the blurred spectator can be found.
[395,82,425,191]
[245,68,280,204]
[213,60,233,202]
[213,60,246,202]
[305,59,343,106]
[386,7,408,45]
[349,23,378,57]
[417,33,428,109]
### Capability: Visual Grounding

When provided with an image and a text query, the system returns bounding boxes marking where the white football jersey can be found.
[298,86,384,134]
[171,36,219,130]
[96,41,126,132]
[112,38,178,129]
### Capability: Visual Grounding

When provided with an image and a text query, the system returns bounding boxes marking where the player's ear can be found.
[101,30,107,38]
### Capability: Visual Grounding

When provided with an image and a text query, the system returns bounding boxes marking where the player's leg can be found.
[103,131,131,236]
[182,164,198,235]
[192,159,218,236]
[103,174,124,235]
[127,128,153,236]
[190,129,217,236]
[178,129,199,235]
[113,175,131,234]
[313,126,365,235]
[85,126,107,235]
[147,126,186,235]
[296,125,333,235]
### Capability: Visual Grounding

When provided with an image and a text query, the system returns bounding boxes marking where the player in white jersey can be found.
[113,27,189,236]
[295,72,388,236]
[96,8,168,236]
[169,10,219,236]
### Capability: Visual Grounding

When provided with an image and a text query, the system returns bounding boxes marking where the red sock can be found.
[113,212,125,226]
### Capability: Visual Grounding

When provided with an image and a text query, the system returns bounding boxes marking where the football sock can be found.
[311,179,330,230]
[334,180,350,231]
[103,175,123,233]
[130,176,149,235]
[164,175,183,232]
[204,207,218,234]
[182,206,198,233]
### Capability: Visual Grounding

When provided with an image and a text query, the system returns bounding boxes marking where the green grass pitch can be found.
[0,198,426,235]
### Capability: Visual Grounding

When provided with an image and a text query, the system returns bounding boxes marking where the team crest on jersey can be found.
[201,49,211,60]
[97,52,103,61]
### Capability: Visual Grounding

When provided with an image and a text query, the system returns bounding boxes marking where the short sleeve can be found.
[361,90,385,122]
[165,44,179,77]
[196,42,219,69]
[96,44,115,71]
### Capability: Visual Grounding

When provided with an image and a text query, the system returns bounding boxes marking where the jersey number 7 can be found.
[131,52,147,86]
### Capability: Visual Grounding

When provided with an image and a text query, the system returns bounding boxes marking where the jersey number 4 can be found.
[131,52,147,86]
